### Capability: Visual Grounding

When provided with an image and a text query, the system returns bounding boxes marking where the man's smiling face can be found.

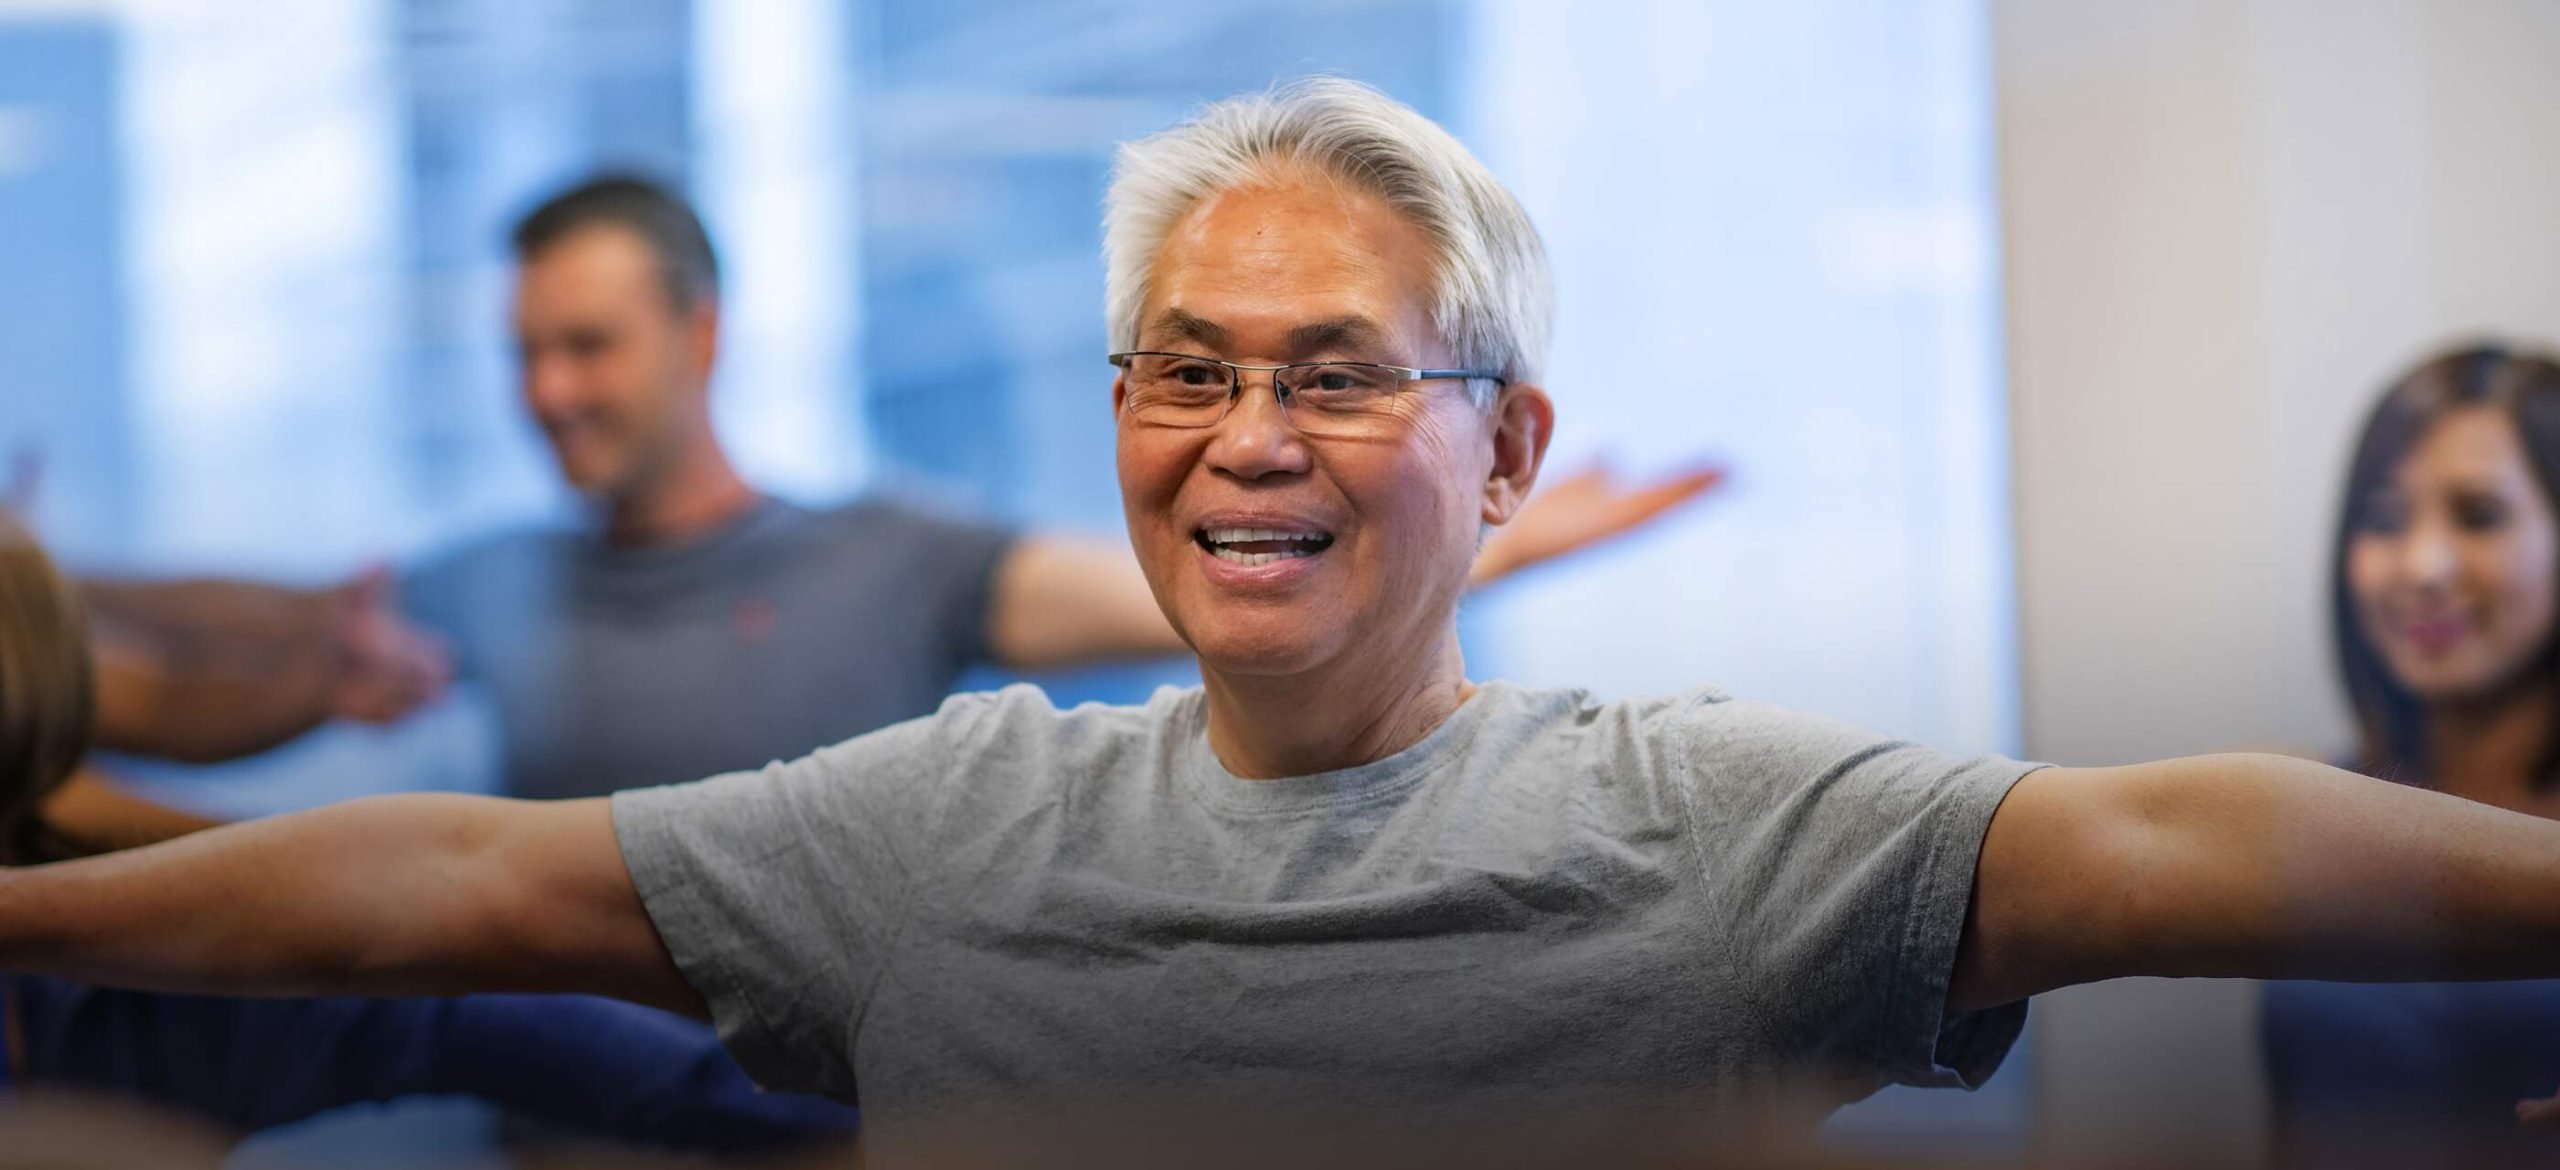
[1115,168,1501,680]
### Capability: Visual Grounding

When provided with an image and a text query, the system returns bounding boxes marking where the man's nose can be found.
[1202,373,1313,480]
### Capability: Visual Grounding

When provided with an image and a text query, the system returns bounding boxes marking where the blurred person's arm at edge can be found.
[88,631,342,764]
[0,794,698,1017]
[986,463,1723,668]
[40,768,221,854]
[1955,754,2560,1014]
[82,572,449,763]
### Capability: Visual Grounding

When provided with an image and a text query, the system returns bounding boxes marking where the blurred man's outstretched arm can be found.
[83,569,451,762]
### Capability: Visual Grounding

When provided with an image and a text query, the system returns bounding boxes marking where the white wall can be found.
[1467,0,2019,760]
[1998,0,2560,1159]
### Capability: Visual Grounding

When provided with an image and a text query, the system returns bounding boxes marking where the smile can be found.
[2400,615,2471,656]
[1195,526,1335,566]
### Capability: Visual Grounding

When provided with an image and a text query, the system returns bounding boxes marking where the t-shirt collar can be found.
[1174,682,1513,817]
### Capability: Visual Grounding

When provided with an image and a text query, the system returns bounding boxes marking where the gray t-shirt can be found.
[401,496,1014,801]
[614,681,2036,1129]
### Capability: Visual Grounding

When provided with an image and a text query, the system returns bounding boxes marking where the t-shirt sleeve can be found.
[610,694,994,1099]
[1675,696,2039,1091]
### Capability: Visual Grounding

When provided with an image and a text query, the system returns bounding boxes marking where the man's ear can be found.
[1482,383,1554,525]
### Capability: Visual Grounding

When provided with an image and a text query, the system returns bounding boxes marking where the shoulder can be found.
[905,683,1184,765]
[1481,683,2032,810]
[400,522,574,599]
[1609,686,1989,775]
[1459,682,1733,762]
[1449,683,1731,807]
[777,496,1018,594]
[806,493,1012,544]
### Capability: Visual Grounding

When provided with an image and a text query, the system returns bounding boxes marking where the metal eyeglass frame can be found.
[1107,351,1507,422]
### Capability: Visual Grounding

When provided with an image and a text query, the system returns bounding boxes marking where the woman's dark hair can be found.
[0,508,93,865]
[2332,342,2560,784]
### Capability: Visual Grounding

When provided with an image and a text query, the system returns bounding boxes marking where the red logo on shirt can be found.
[732,597,777,644]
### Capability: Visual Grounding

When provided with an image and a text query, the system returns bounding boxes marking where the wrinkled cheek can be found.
[1117,431,1198,587]
[1116,433,1170,526]
[1365,461,1482,599]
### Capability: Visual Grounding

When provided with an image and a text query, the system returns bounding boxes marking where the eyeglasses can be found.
[1108,351,1506,438]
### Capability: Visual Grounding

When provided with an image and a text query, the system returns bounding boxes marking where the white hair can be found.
[1102,77,1554,394]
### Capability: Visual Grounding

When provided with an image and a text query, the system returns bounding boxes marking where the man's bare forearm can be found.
[1958,754,2560,1012]
[79,573,451,759]
[79,577,331,648]
[0,794,699,1015]
[91,634,342,762]
[83,576,349,759]
[2142,754,2560,979]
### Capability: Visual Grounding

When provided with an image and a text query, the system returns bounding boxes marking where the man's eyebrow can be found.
[1286,317,1389,359]
[1145,308,1230,350]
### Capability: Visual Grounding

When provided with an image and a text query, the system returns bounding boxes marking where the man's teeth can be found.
[1199,526,1331,565]
[1203,527,1326,543]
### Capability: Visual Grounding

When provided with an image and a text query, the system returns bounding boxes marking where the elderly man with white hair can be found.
[12,79,2560,1149]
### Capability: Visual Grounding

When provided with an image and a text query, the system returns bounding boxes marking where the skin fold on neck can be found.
[1200,625,1478,780]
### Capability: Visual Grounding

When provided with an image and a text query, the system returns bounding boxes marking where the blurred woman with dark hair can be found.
[0,507,859,1153]
[2330,344,2560,806]
[2265,342,2560,1167]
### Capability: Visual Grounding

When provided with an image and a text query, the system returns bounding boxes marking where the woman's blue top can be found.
[2262,979,2560,1168]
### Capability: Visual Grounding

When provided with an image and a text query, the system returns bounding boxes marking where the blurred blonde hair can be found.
[0,508,92,865]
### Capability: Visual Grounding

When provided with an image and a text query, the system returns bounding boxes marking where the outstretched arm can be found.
[0,794,694,1016]
[83,569,451,762]
[985,537,1181,668]
[1953,754,2560,1013]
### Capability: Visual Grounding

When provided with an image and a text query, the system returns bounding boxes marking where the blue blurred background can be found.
[0,0,2017,1160]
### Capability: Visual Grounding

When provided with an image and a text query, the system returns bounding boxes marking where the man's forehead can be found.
[514,228,670,322]
[1140,183,1441,358]
[1141,306,1395,356]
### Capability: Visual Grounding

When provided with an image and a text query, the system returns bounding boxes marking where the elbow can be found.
[330,797,520,992]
